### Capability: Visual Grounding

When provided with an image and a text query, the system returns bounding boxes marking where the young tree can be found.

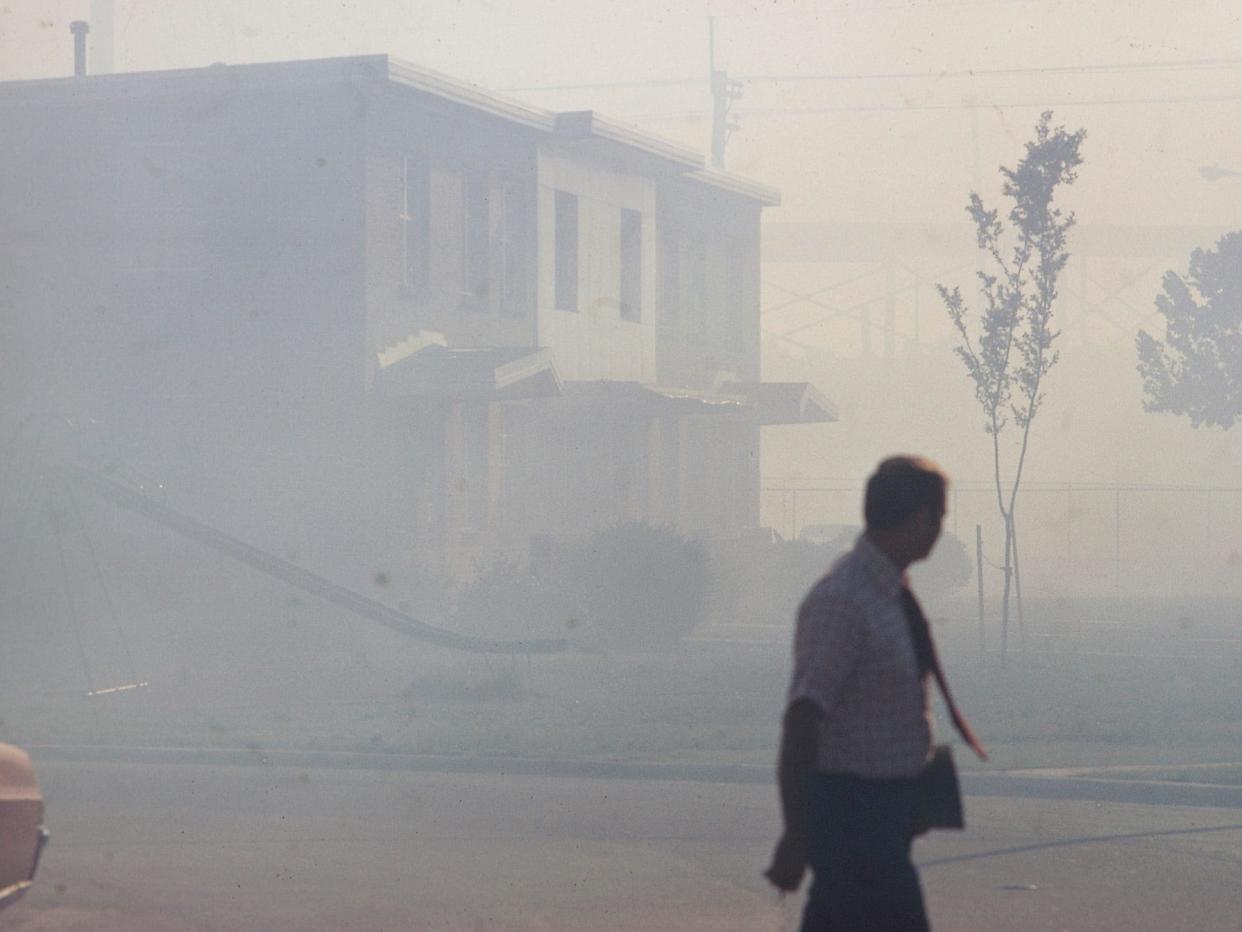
[1136,231,1242,429]
[938,111,1086,659]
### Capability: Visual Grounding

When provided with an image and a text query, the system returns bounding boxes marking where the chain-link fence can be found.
[762,479,1242,600]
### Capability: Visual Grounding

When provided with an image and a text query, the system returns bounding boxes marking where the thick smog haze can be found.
[6,1,1241,500]
[7,1,1242,227]
[1,2,1241,929]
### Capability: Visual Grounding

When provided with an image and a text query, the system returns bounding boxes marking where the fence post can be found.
[976,523,985,654]
[1114,488,1121,594]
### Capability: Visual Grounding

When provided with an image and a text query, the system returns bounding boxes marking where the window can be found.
[462,169,490,306]
[402,154,429,292]
[500,176,530,315]
[659,221,680,336]
[619,208,642,322]
[554,189,578,312]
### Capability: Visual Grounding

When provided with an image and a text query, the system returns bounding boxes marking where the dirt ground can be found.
[4,759,1241,931]
[3,565,1241,929]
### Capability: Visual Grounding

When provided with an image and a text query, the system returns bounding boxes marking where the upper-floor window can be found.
[500,176,530,316]
[619,208,642,323]
[402,154,430,292]
[554,189,578,312]
[659,221,680,336]
[462,169,490,307]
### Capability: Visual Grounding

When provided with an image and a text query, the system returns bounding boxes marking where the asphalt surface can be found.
[3,752,1240,931]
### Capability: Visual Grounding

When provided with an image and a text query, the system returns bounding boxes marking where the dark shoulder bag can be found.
[914,744,964,835]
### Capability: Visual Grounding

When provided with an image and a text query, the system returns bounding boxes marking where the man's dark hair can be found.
[864,456,948,530]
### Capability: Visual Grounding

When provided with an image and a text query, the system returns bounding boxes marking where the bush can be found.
[705,533,840,629]
[451,557,581,641]
[819,525,973,601]
[563,522,707,650]
[911,530,973,601]
[704,526,973,630]
[376,558,450,623]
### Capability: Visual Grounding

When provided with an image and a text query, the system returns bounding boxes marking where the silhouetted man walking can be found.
[766,456,987,930]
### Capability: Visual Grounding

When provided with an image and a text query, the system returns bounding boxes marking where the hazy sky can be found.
[6,1,1241,225]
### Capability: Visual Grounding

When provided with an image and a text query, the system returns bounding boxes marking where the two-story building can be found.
[0,54,834,585]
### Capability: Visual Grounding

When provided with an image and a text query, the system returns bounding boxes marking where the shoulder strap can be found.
[899,586,981,750]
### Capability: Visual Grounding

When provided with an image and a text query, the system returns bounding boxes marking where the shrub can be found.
[911,530,973,601]
[820,525,973,601]
[451,557,581,641]
[704,526,973,631]
[379,558,450,623]
[564,522,707,650]
[705,533,840,629]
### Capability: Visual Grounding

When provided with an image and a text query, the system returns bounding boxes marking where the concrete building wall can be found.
[534,148,657,383]
[0,77,369,416]
[0,74,401,580]
[362,92,540,387]
[655,181,762,391]
[496,399,655,546]
[0,60,778,593]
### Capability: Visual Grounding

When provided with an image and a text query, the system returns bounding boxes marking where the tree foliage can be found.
[939,112,1085,442]
[1136,231,1242,429]
[937,111,1085,657]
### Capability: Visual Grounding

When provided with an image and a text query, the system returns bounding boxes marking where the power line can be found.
[501,76,699,93]
[502,55,1242,95]
[621,90,1242,123]
[760,268,886,317]
[737,91,1242,116]
[742,56,1242,83]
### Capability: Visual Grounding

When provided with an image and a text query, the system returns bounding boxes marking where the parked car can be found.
[0,743,47,908]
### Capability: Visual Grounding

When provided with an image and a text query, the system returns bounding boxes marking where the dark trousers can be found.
[800,772,929,932]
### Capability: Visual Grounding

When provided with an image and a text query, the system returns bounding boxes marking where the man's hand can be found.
[764,831,808,893]
[951,708,989,761]
[769,699,822,893]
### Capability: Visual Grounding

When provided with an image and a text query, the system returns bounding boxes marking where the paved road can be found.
[4,756,1240,931]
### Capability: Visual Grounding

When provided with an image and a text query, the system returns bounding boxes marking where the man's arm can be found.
[764,697,823,892]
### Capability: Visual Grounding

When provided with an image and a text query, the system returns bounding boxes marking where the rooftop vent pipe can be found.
[70,20,89,77]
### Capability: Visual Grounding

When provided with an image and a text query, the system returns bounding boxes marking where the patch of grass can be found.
[400,662,531,704]
[3,623,1239,777]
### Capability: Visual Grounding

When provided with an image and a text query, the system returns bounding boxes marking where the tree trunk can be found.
[1000,510,1014,662]
[1012,514,1025,651]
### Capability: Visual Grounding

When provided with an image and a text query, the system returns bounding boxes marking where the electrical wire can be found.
[502,56,1242,95]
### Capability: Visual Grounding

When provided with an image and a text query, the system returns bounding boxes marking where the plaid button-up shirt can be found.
[787,534,932,779]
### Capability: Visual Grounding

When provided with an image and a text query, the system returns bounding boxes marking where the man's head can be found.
[863,456,948,568]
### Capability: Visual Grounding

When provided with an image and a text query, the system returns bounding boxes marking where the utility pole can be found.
[70,20,89,77]
[976,524,985,654]
[709,18,742,169]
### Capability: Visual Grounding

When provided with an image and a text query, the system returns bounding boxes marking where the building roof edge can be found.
[686,167,781,207]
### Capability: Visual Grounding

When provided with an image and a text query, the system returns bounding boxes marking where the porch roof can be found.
[562,381,749,415]
[561,380,837,424]
[717,381,839,425]
[375,345,561,401]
